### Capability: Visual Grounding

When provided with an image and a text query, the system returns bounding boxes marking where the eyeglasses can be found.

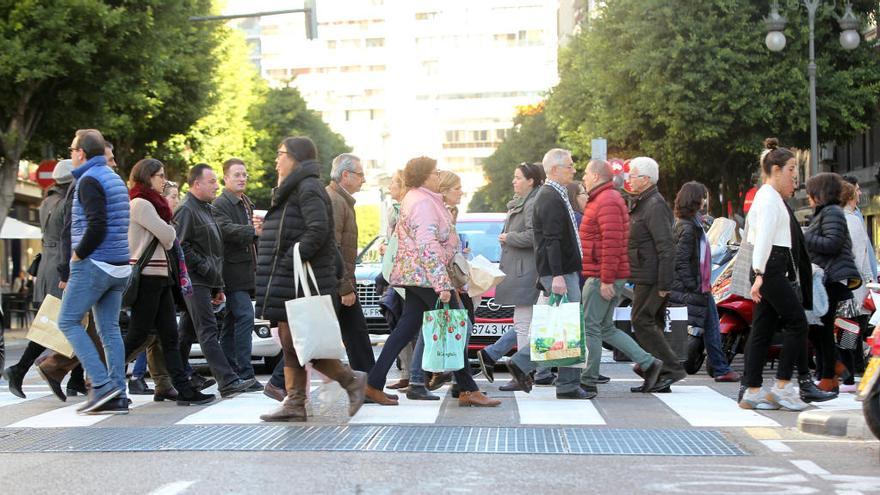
[153,172,166,178]
[349,170,365,177]
[629,174,650,180]
[276,150,291,157]
[68,147,81,153]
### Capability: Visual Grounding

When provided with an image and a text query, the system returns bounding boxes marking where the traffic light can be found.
[305,0,318,40]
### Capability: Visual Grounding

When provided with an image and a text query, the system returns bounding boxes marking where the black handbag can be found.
[122,238,159,308]
[26,253,41,277]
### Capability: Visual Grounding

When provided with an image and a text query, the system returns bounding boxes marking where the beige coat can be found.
[326,181,358,295]
[129,198,176,277]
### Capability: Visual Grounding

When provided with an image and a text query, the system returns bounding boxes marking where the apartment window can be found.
[368,65,386,72]
[369,109,384,120]
[494,33,516,46]
[291,68,312,76]
[472,130,489,142]
[365,38,385,48]
[415,11,438,21]
[421,60,438,76]
[445,130,464,143]
[266,68,288,79]
[327,40,337,49]
[496,129,509,141]
[519,29,543,46]
[341,39,362,49]
[340,65,362,73]
[364,89,383,97]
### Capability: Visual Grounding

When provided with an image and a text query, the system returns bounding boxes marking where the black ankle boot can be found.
[798,375,837,403]
[3,366,26,399]
[405,384,440,401]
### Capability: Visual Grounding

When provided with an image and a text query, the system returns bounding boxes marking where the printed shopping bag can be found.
[285,243,347,366]
[26,295,87,358]
[529,294,587,367]
[421,301,468,372]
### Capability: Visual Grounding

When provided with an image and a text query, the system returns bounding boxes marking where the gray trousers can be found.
[179,285,240,388]
[509,272,582,393]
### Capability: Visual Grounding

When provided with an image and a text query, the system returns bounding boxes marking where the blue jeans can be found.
[220,290,256,381]
[132,352,147,379]
[58,259,128,398]
[703,297,731,375]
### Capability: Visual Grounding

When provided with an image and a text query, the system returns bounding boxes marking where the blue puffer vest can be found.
[71,156,130,263]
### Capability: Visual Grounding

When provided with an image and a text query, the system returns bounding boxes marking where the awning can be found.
[0,217,42,239]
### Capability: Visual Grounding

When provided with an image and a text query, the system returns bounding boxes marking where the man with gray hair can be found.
[326,153,375,372]
[579,160,663,397]
[507,148,593,399]
[625,156,686,392]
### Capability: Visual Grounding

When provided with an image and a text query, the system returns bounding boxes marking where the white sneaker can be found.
[739,386,779,410]
[768,381,810,411]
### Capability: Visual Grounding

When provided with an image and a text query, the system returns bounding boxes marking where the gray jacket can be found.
[174,192,224,289]
[34,184,70,304]
[494,188,541,306]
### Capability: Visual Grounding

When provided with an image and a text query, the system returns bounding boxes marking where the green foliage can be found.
[469,109,561,212]
[355,204,381,249]
[247,86,351,208]
[546,0,880,210]
[157,27,264,186]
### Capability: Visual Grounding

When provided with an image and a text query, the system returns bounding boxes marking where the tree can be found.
[0,1,218,229]
[247,86,351,209]
[469,104,562,212]
[546,0,880,212]
[157,26,264,185]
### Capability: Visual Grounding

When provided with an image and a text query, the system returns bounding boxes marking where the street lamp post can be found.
[764,0,861,179]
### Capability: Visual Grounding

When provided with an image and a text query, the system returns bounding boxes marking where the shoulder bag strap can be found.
[292,242,321,297]
[134,238,160,275]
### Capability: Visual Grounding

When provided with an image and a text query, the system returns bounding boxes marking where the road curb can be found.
[797,408,875,440]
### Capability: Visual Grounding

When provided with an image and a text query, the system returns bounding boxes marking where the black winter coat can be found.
[628,186,675,289]
[255,160,344,322]
[805,203,862,289]
[212,190,257,293]
[669,217,709,329]
[532,185,581,278]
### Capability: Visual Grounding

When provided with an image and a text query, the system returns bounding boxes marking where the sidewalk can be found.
[798,407,877,440]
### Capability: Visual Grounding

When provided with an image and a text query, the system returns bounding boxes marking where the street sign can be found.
[36,160,58,189]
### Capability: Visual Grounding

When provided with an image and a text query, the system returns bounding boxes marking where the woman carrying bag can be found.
[365,157,499,407]
[125,159,214,405]
[256,136,366,422]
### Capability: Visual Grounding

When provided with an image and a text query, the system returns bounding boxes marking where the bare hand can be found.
[438,290,451,304]
[600,282,616,301]
[750,276,763,304]
[378,243,387,256]
[498,233,508,244]
[59,281,67,290]
[341,292,356,306]
[658,290,669,298]
[551,276,567,295]
[252,215,264,236]
[212,291,226,305]
[71,252,81,262]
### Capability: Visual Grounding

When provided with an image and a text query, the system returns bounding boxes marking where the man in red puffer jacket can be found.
[579,159,662,398]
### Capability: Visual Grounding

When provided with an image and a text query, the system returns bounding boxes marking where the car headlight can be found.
[254,325,271,338]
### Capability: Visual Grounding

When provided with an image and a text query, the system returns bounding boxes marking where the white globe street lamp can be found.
[764,0,862,179]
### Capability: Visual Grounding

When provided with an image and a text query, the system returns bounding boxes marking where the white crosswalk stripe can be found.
[515,387,605,425]
[653,386,780,427]
[7,394,154,428]
[350,386,451,424]
[0,391,52,409]
[177,387,319,425]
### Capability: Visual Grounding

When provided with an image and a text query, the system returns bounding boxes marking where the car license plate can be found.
[362,306,382,318]
[471,323,512,336]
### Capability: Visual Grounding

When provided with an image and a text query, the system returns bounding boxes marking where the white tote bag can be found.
[285,243,347,366]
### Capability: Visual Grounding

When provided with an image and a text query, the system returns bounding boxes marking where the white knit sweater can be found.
[747,184,791,273]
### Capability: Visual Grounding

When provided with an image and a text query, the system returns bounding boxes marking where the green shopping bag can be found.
[421,301,469,372]
[529,294,587,367]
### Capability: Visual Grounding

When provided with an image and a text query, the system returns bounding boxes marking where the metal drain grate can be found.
[0,426,746,456]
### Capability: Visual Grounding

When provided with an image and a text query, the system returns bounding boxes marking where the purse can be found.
[730,216,754,298]
[26,253,41,277]
[122,238,160,308]
[448,252,470,289]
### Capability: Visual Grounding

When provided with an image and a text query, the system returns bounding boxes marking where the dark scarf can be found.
[130,183,172,222]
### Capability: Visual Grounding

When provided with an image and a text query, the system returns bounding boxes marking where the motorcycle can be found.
[857,335,880,439]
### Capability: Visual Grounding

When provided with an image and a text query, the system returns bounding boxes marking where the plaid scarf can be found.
[546,180,582,250]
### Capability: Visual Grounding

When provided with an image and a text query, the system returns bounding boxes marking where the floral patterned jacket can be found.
[389,186,457,292]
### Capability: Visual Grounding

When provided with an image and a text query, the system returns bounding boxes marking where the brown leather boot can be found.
[817,377,839,393]
[260,366,307,422]
[458,390,501,407]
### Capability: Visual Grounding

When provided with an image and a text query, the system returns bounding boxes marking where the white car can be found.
[188,302,282,370]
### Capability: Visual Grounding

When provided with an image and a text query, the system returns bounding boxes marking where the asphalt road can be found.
[1,339,878,495]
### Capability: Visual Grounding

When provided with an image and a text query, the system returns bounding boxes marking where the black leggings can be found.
[812,281,849,379]
[124,276,191,393]
[743,248,809,388]
[367,286,477,392]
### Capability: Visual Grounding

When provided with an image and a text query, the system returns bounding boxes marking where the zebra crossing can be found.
[0,378,862,431]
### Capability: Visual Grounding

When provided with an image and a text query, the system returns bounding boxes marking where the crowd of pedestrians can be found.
[3,129,879,421]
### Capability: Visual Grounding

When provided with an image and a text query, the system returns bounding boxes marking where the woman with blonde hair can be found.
[365,159,498,406]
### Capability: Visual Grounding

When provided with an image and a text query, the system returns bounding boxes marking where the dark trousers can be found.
[126,276,191,393]
[220,290,256,381]
[338,296,376,373]
[13,341,46,372]
[179,285,239,388]
[743,248,808,388]
[813,281,849,379]
[367,286,478,392]
[631,283,686,378]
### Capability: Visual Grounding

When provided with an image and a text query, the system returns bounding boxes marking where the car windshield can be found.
[457,221,503,263]
[358,238,383,264]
